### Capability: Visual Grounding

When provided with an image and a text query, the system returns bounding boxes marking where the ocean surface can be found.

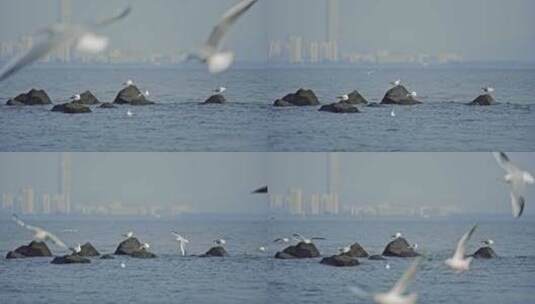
[1,215,534,304]
[0,65,534,151]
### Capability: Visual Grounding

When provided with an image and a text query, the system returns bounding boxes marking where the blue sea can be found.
[0,65,534,151]
[1,215,534,304]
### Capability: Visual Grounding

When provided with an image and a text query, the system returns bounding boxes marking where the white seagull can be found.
[139,243,150,250]
[172,232,189,256]
[445,224,478,273]
[273,237,290,244]
[482,87,495,94]
[292,233,325,244]
[71,94,81,102]
[186,0,258,74]
[12,214,68,249]
[391,232,402,240]
[214,87,227,94]
[407,91,418,98]
[339,246,351,254]
[138,90,149,98]
[123,79,134,87]
[70,243,82,255]
[0,6,131,82]
[390,79,401,87]
[493,152,534,218]
[258,246,266,252]
[337,94,349,102]
[214,239,227,246]
[482,239,494,246]
[350,257,421,304]
[122,231,134,238]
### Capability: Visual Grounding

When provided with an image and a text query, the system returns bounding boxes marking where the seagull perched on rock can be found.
[185,0,258,74]
[350,257,422,304]
[390,79,401,87]
[12,214,68,249]
[172,232,189,256]
[338,246,351,254]
[482,239,494,246]
[337,94,349,102]
[70,243,82,255]
[123,79,134,87]
[122,231,134,238]
[493,152,534,218]
[70,94,81,102]
[0,6,131,82]
[139,243,150,250]
[482,87,495,94]
[445,224,477,273]
[292,233,325,244]
[214,239,226,246]
[138,90,149,98]
[391,232,402,240]
[214,87,227,94]
[407,91,418,98]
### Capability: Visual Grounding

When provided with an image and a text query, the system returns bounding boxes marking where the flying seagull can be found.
[172,232,189,256]
[0,6,131,82]
[292,233,325,244]
[186,0,258,74]
[12,214,68,249]
[350,257,422,304]
[493,152,534,218]
[445,224,478,273]
[252,185,268,194]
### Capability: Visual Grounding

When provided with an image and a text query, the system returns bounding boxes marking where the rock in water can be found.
[471,246,498,259]
[99,102,116,109]
[113,85,154,105]
[72,91,100,105]
[368,255,387,261]
[274,242,320,259]
[51,254,91,264]
[51,103,92,114]
[382,238,419,257]
[274,88,320,107]
[201,246,229,257]
[341,242,369,258]
[320,254,360,267]
[204,94,226,104]
[100,254,115,260]
[79,242,100,257]
[131,250,157,259]
[6,89,52,106]
[468,94,496,106]
[115,237,142,255]
[344,90,368,105]
[319,102,360,113]
[381,85,422,105]
[6,241,52,259]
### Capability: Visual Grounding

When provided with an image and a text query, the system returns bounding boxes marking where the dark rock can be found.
[6,89,52,106]
[319,102,360,113]
[471,246,498,259]
[274,252,297,259]
[468,94,496,106]
[100,254,115,260]
[382,238,419,257]
[368,255,387,261]
[201,246,229,257]
[78,242,100,257]
[72,91,100,105]
[51,102,92,114]
[115,237,142,255]
[51,254,91,264]
[113,85,154,105]
[130,249,157,259]
[203,94,226,104]
[341,242,369,258]
[6,241,52,259]
[273,88,320,107]
[275,242,320,259]
[344,90,368,105]
[99,102,116,109]
[320,254,360,267]
[381,85,422,105]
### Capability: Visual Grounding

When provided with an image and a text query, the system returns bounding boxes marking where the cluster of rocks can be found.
[6,241,101,264]
[114,237,157,258]
[275,242,320,259]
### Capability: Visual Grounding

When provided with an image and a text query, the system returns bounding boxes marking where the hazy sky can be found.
[0,0,534,62]
[1,153,534,216]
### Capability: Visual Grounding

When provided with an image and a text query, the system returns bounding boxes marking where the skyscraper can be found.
[326,0,339,62]
[326,153,340,215]
[21,187,35,214]
[58,0,72,62]
[59,152,71,214]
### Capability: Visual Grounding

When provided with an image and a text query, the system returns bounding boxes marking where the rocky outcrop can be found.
[131,250,157,259]
[51,254,91,264]
[275,242,320,259]
[113,85,154,105]
[6,241,52,259]
[320,254,360,267]
[72,91,100,105]
[114,237,156,258]
[274,89,320,107]
[319,102,360,113]
[382,238,419,257]
[341,242,369,258]
[381,85,422,105]
[468,94,496,106]
[201,246,229,257]
[344,90,368,105]
[368,255,387,261]
[203,94,226,104]
[51,103,92,114]
[99,102,116,109]
[471,246,497,259]
[78,242,100,257]
[6,89,52,106]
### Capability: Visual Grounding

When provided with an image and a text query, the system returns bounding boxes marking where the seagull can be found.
[482,87,495,94]
[390,107,396,117]
[273,237,290,244]
[12,214,68,249]
[214,239,226,246]
[337,94,349,102]
[70,94,81,102]
[139,243,150,250]
[350,258,421,304]
[126,110,133,117]
[122,231,134,238]
[138,90,149,98]
[292,233,325,244]
[390,79,401,87]
[70,243,82,255]
[493,152,534,218]
[339,246,351,254]
[407,91,418,98]
[214,87,227,94]
[410,243,418,250]
[482,239,494,246]
[186,0,258,74]
[123,79,134,87]
[0,6,131,82]
[391,232,402,240]
[445,224,478,273]
[172,232,189,256]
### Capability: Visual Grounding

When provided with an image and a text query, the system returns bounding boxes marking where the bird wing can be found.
[12,214,42,234]
[44,231,68,249]
[510,192,525,218]
[390,257,421,295]
[453,224,478,260]
[171,231,181,238]
[205,0,258,51]
[493,152,518,173]
[91,6,132,29]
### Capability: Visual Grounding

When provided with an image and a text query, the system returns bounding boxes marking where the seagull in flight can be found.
[493,152,534,218]
[0,6,131,82]
[214,87,227,94]
[337,94,349,102]
[12,214,68,249]
[482,239,494,246]
[292,233,325,244]
[172,232,189,256]
[482,87,495,94]
[350,257,422,304]
[445,224,478,273]
[390,79,401,87]
[186,0,258,74]
[214,239,227,246]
